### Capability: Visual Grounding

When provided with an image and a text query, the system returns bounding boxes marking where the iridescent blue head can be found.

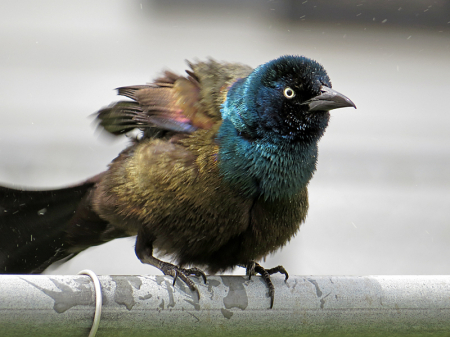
[219,55,355,200]
[221,55,355,143]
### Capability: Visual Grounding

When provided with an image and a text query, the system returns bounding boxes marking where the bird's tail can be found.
[0,175,121,274]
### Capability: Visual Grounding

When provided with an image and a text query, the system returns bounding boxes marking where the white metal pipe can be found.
[1,275,450,336]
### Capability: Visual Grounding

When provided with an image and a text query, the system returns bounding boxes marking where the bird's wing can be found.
[96,59,253,137]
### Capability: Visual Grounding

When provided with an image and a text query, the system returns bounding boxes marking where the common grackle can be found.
[0,56,355,308]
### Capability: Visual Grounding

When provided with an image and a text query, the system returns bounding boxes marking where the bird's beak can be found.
[304,86,356,112]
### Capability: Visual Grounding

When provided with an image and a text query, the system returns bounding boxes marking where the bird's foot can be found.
[159,262,207,298]
[242,261,289,309]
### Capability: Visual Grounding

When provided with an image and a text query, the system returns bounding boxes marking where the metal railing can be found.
[1,274,450,336]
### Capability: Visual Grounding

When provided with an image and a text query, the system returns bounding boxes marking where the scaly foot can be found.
[241,261,288,308]
[159,262,207,298]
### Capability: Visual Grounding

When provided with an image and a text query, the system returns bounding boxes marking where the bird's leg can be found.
[135,233,206,298]
[240,261,289,308]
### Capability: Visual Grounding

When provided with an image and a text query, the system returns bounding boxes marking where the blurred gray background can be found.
[0,0,449,277]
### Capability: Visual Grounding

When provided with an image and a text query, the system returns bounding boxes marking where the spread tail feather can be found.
[0,176,126,274]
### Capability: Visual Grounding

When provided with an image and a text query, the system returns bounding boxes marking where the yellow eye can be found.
[283,87,296,99]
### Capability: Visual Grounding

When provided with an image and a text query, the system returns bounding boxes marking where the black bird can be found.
[0,56,355,308]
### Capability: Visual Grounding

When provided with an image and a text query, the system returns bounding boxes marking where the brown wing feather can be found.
[96,59,253,137]
[97,69,214,136]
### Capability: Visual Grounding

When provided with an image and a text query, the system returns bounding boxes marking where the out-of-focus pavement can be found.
[0,1,449,276]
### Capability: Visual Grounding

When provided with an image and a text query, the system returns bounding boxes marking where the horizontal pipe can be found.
[1,275,450,336]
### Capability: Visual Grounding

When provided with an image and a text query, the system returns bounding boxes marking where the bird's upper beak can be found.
[304,86,356,112]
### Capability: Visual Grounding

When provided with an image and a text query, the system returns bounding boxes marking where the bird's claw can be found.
[159,262,207,299]
[183,267,208,284]
[243,261,289,309]
[265,265,289,282]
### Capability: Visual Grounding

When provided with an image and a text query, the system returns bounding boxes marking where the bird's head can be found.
[222,55,355,143]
